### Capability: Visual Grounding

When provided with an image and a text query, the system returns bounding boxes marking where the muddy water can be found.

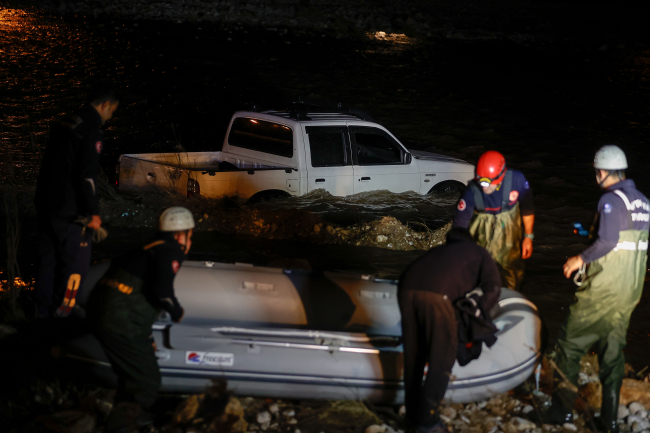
[3,7,650,368]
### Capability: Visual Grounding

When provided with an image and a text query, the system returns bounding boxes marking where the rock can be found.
[376,235,388,243]
[633,421,650,432]
[216,397,247,433]
[45,411,96,433]
[366,425,386,433]
[620,405,631,420]
[621,380,650,408]
[562,423,578,431]
[282,410,295,417]
[314,224,321,233]
[511,416,536,430]
[579,381,602,409]
[630,403,647,416]
[629,416,645,426]
[287,418,298,424]
[441,406,457,420]
[269,403,279,414]
[257,411,271,430]
[173,394,203,424]
[522,405,534,415]
[399,405,406,416]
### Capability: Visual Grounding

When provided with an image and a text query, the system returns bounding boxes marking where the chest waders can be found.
[468,171,525,291]
[550,190,649,431]
[86,251,165,420]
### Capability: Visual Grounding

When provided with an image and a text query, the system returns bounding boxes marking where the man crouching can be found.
[86,207,194,433]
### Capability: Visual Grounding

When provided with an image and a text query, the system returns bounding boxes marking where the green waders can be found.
[468,172,525,290]
[86,269,161,433]
[550,217,648,431]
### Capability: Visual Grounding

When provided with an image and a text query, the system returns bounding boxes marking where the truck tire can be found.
[246,190,292,205]
[427,180,465,196]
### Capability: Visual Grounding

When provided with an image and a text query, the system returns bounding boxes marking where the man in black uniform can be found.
[86,206,194,433]
[399,228,502,433]
[33,83,119,318]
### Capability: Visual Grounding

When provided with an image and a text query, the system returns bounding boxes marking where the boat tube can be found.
[59,261,543,404]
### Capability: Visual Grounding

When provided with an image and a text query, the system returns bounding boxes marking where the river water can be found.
[2,6,650,368]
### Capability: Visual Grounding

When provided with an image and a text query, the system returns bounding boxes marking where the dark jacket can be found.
[35,105,103,219]
[86,233,186,337]
[398,237,502,364]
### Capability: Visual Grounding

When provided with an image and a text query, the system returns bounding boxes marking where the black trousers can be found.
[34,217,92,318]
[399,290,457,428]
[92,327,162,410]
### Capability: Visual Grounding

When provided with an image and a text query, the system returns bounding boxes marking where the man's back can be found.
[398,240,501,310]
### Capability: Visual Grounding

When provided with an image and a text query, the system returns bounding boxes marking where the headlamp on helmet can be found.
[475,150,507,188]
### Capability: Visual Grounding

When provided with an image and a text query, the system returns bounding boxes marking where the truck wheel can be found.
[428,180,465,196]
[246,190,292,205]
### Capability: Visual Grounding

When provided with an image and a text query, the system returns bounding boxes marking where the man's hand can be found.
[173,308,184,323]
[563,255,584,279]
[522,237,533,259]
[87,215,102,230]
[152,341,158,351]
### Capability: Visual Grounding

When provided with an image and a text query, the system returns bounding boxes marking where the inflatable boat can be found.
[59,261,542,404]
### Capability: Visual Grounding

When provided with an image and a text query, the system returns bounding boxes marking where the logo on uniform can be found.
[509,191,519,202]
[95,141,102,154]
[457,199,467,211]
[172,260,180,274]
[604,203,612,214]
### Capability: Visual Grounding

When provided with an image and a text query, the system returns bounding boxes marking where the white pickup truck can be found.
[117,109,474,202]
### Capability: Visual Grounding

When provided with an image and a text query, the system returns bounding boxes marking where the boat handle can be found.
[315,178,325,183]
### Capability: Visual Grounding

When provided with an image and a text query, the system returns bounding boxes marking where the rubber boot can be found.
[599,387,620,433]
[546,388,575,425]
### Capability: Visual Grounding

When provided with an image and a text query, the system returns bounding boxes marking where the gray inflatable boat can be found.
[60,261,542,404]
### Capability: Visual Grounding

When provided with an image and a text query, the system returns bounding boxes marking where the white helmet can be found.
[159,206,195,232]
[594,145,627,170]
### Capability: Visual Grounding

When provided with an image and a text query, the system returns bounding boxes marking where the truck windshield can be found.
[228,117,294,158]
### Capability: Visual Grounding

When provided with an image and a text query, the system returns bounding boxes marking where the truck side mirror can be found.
[404,153,412,164]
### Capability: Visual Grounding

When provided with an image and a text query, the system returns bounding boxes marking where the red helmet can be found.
[475,150,507,187]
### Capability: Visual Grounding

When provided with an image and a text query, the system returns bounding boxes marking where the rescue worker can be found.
[547,145,649,433]
[398,228,502,433]
[452,150,535,291]
[33,82,119,318]
[86,207,193,433]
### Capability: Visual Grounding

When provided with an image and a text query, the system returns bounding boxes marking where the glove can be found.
[74,216,109,242]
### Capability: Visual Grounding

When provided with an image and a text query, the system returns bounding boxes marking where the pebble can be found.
[562,423,577,431]
[257,411,271,430]
[366,425,386,433]
[630,403,647,416]
[629,416,645,426]
[282,410,295,417]
[398,406,406,416]
[633,421,650,432]
[522,405,535,415]
[621,405,632,420]
[511,417,536,430]
[269,403,279,414]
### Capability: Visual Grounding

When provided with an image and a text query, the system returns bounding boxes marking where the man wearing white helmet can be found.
[86,206,195,433]
[547,146,649,433]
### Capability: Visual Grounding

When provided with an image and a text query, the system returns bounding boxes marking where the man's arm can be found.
[77,129,102,221]
[522,214,535,259]
[150,248,185,322]
[452,186,476,229]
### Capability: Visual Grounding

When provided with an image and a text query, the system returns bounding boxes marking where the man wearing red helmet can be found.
[452,150,535,290]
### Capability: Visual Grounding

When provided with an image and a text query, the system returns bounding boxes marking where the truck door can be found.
[304,126,354,196]
[349,126,419,194]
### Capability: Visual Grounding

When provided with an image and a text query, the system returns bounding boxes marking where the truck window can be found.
[228,117,293,158]
[306,126,350,167]
[351,127,403,165]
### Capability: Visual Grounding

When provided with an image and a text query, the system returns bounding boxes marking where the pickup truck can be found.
[117,108,474,202]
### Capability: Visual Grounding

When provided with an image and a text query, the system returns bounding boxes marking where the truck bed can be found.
[118,151,299,199]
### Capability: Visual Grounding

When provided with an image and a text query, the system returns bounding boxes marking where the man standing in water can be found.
[399,228,501,433]
[33,82,119,318]
[547,145,649,433]
[86,207,193,433]
[452,150,535,291]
